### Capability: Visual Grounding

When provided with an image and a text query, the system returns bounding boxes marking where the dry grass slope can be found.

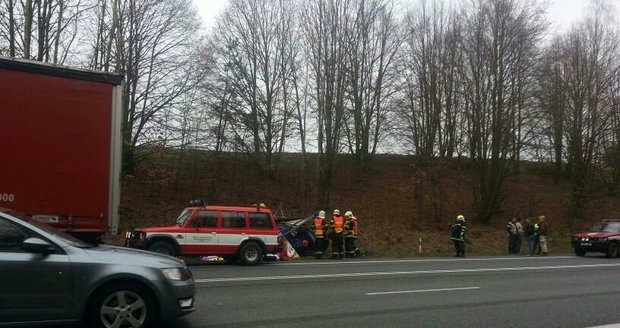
[115,150,620,257]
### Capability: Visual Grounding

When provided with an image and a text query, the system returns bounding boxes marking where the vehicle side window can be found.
[221,212,246,229]
[191,211,218,228]
[0,218,33,252]
[249,213,273,230]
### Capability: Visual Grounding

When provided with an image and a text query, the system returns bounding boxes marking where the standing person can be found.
[515,218,524,254]
[330,209,345,259]
[344,211,359,258]
[524,218,536,256]
[506,218,517,254]
[538,215,548,255]
[450,215,467,257]
[311,210,328,259]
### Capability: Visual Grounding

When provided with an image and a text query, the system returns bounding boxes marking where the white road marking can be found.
[586,325,620,328]
[282,256,573,266]
[194,262,620,283]
[366,286,480,296]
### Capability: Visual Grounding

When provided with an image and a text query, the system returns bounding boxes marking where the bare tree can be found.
[343,0,400,168]
[0,0,83,63]
[301,0,353,207]
[207,0,298,177]
[461,0,546,223]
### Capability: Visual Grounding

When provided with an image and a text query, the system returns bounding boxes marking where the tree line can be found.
[1,0,619,223]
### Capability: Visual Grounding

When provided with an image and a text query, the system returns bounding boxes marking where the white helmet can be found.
[456,215,465,222]
[318,210,325,218]
[333,209,340,215]
[344,211,353,218]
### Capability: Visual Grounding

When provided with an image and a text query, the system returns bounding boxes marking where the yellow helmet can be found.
[456,215,465,222]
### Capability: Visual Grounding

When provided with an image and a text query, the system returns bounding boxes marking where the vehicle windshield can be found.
[2,209,92,248]
[176,209,192,226]
[589,222,620,233]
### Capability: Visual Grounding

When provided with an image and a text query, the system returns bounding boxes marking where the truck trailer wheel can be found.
[148,241,176,257]
[238,242,262,265]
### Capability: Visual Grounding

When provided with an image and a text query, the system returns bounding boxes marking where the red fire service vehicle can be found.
[125,201,283,265]
[0,56,123,242]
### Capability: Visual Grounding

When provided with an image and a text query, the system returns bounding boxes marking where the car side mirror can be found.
[22,237,56,254]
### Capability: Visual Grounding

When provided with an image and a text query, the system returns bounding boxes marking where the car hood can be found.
[83,244,185,268]
[574,232,620,238]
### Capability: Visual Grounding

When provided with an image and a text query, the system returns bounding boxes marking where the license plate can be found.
[580,242,592,246]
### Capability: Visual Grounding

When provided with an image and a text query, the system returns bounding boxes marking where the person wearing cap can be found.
[330,209,345,259]
[450,215,467,257]
[344,211,359,258]
[311,210,328,259]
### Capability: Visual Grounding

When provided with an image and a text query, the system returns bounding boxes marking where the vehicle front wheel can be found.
[147,241,176,257]
[606,243,619,258]
[238,242,263,265]
[87,282,156,328]
[574,249,586,257]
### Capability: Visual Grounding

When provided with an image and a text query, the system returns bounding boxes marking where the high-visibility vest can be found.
[313,217,324,237]
[332,216,344,234]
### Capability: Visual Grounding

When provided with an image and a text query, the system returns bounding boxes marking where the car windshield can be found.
[589,222,620,233]
[2,209,92,248]
[176,209,192,226]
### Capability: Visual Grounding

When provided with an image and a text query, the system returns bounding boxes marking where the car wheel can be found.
[606,243,619,258]
[87,282,156,328]
[574,249,586,257]
[239,242,263,265]
[148,241,176,257]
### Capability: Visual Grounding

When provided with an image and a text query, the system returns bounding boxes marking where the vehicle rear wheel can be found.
[574,249,586,257]
[87,282,156,328]
[148,241,176,257]
[238,242,263,265]
[606,243,619,258]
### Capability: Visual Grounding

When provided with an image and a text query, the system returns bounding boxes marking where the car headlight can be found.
[162,267,191,281]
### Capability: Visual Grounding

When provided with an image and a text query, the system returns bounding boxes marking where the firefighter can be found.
[311,210,328,259]
[330,209,345,259]
[344,211,359,258]
[450,215,467,257]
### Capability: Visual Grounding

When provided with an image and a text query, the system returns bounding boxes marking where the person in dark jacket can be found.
[524,218,536,256]
[450,215,467,257]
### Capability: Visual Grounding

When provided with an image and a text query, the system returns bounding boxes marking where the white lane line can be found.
[194,262,620,283]
[366,286,480,296]
[283,256,573,266]
[587,325,620,328]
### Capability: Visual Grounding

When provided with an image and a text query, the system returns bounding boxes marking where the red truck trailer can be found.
[0,56,123,241]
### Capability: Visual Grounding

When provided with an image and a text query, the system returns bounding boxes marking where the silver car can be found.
[0,208,195,327]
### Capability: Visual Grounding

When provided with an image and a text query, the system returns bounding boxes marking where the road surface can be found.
[164,255,620,328]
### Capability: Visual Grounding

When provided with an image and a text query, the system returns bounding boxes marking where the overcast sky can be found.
[192,0,616,33]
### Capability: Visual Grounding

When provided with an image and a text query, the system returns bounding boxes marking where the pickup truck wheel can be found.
[148,241,176,257]
[87,282,156,328]
[239,242,263,265]
[606,243,619,258]
[574,249,586,257]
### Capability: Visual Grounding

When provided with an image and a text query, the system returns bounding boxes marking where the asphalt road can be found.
[165,255,620,328]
